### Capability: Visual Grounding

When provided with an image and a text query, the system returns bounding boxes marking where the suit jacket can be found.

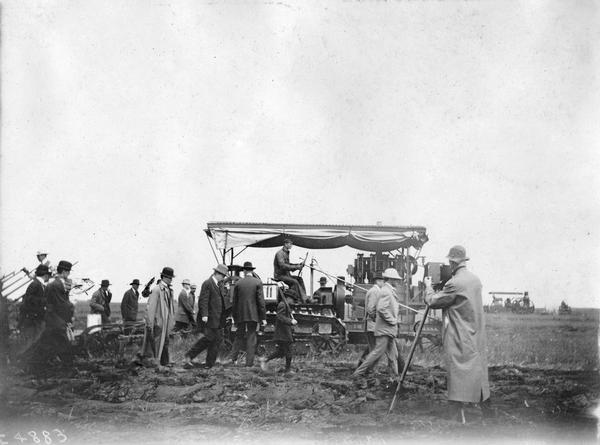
[175,289,195,324]
[145,281,175,359]
[273,299,294,342]
[232,275,266,323]
[199,276,226,329]
[45,277,73,329]
[121,288,139,321]
[426,265,490,403]
[90,288,112,323]
[21,278,46,321]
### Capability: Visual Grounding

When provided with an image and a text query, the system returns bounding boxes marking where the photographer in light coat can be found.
[424,245,490,421]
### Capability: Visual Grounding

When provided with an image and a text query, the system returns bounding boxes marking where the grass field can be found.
[72,301,599,371]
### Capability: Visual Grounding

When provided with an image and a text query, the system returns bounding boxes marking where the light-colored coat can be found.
[374,282,399,337]
[145,281,175,360]
[426,265,490,403]
[364,285,380,332]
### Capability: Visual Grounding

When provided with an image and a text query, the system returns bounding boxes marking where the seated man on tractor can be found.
[273,238,307,302]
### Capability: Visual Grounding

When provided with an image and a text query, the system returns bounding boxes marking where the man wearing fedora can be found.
[225,261,266,367]
[91,279,113,324]
[18,264,52,354]
[424,245,490,422]
[184,264,229,369]
[174,279,196,333]
[121,279,141,331]
[273,238,307,302]
[357,270,385,368]
[141,267,176,367]
[352,268,401,378]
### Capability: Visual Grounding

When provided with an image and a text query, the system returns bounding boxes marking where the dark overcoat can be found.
[121,288,139,321]
[21,279,46,321]
[426,265,490,403]
[273,300,294,342]
[232,275,266,323]
[198,277,226,329]
[45,278,73,329]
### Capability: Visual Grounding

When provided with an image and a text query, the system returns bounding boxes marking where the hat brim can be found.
[447,255,469,262]
[213,268,227,275]
[243,267,256,270]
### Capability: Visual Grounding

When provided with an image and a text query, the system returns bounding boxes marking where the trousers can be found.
[353,335,398,376]
[230,321,258,366]
[187,327,223,367]
[266,341,293,370]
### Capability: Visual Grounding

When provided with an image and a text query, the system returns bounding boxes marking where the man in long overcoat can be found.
[226,261,266,366]
[121,279,141,322]
[184,264,229,369]
[142,267,176,367]
[425,245,490,420]
[90,280,112,324]
[18,264,51,355]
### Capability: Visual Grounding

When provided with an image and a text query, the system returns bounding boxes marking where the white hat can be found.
[182,279,191,285]
[382,268,402,280]
[37,250,48,256]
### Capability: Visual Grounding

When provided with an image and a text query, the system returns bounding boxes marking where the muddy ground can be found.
[0,356,598,445]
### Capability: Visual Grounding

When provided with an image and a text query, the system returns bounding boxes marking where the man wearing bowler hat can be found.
[183,264,229,369]
[141,267,176,367]
[91,279,113,324]
[225,261,266,367]
[121,279,141,326]
[424,245,490,422]
[174,279,196,333]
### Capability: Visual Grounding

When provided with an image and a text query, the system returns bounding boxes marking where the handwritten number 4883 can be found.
[6,430,67,444]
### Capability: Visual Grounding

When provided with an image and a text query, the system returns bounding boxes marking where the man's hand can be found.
[261,319,267,326]
[291,319,298,325]
[202,316,208,323]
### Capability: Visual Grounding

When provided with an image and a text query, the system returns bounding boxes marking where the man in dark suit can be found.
[225,261,266,367]
[91,279,112,324]
[18,264,51,354]
[183,264,229,369]
[121,279,140,333]
[38,260,74,366]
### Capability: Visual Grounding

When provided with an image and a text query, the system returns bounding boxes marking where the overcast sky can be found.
[1,1,598,309]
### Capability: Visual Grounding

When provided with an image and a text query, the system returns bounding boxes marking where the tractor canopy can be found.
[205,222,428,252]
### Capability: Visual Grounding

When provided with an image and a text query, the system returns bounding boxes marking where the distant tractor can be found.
[489,291,535,314]
[558,300,572,315]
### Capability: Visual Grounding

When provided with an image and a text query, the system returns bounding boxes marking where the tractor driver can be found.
[273,238,307,302]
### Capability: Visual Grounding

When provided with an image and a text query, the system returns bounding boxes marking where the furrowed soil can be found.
[1,311,598,444]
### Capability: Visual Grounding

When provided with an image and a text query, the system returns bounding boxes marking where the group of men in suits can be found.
[19,260,75,367]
